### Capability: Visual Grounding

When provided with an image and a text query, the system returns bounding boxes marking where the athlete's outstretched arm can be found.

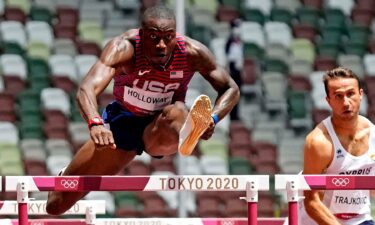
[303,125,341,225]
[186,37,240,139]
[76,31,135,149]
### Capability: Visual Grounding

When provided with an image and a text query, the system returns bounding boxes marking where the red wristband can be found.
[88,116,104,128]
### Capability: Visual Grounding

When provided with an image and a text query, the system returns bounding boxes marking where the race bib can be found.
[330,190,370,219]
[123,86,174,111]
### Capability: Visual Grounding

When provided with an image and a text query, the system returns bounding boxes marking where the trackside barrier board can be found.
[0,200,106,215]
[5,175,269,192]
[275,175,375,190]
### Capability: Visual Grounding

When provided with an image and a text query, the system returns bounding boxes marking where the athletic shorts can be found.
[102,101,156,155]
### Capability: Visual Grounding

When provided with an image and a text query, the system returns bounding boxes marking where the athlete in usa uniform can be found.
[300,67,375,225]
[46,6,239,215]
[113,29,194,115]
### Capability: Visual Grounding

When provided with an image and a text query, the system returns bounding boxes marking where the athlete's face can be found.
[141,18,177,67]
[326,78,363,120]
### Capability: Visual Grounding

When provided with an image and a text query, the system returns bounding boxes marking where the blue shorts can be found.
[102,101,156,155]
[360,221,375,225]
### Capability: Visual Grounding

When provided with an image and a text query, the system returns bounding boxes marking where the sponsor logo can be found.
[336,149,344,159]
[331,178,350,187]
[138,70,151,76]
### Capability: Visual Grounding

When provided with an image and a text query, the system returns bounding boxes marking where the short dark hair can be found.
[323,67,362,96]
[141,5,175,27]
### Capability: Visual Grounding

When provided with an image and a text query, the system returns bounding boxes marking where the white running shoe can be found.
[58,166,67,176]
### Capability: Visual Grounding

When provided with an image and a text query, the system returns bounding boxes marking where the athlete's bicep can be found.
[80,36,134,95]
[303,131,333,203]
[80,60,116,96]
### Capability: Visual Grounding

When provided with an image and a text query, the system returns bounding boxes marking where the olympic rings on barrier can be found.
[60,179,79,189]
[331,178,350,187]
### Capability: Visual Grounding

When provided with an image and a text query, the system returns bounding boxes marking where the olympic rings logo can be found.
[60,179,79,189]
[331,178,350,187]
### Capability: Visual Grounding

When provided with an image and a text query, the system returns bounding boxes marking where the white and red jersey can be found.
[113,30,195,116]
[299,116,375,225]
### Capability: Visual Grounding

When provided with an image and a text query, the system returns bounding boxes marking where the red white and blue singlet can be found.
[113,30,195,116]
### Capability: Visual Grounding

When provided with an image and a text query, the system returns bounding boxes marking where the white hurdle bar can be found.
[3,175,269,225]
[275,175,375,225]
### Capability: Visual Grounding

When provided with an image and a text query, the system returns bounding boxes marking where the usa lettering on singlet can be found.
[113,30,195,116]
[299,116,375,225]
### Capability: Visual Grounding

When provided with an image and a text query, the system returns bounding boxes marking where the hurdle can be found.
[3,175,269,225]
[0,217,288,225]
[275,174,375,225]
[0,200,106,215]
[0,199,106,225]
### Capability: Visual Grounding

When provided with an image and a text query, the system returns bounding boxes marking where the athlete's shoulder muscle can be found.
[184,36,216,74]
[100,29,138,68]
[304,123,334,174]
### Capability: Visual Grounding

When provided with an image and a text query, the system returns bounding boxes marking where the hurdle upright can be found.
[275,174,375,225]
[4,175,269,225]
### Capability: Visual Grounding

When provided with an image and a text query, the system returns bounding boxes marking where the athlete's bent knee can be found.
[163,102,187,119]
[173,101,188,112]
